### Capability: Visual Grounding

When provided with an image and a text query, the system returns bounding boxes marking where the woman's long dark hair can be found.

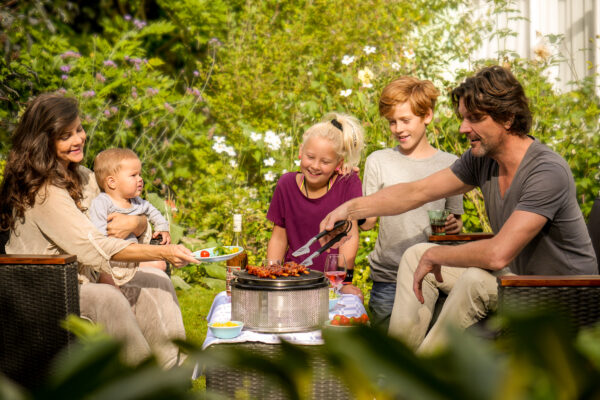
[0,93,84,232]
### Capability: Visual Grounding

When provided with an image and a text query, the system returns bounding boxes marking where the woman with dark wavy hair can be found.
[0,93,197,367]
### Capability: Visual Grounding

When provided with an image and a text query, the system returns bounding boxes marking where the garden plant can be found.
[0,0,599,397]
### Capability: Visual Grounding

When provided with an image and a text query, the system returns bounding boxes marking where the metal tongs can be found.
[293,220,352,266]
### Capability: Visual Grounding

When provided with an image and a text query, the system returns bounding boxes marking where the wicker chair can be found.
[428,210,600,332]
[0,254,79,389]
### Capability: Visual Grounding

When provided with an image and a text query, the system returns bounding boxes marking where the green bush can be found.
[1,0,598,286]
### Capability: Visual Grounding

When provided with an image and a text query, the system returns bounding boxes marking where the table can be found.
[428,232,494,245]
[203,291,366,399]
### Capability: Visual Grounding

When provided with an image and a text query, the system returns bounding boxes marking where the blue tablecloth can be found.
[202,291,366,350]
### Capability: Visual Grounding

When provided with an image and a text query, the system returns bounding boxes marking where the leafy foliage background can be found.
[1,0,598,294]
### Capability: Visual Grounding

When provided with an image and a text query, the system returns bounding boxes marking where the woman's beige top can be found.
[6,166,136,284]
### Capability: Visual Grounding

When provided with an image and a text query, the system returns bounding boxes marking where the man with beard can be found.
[320,65,597,353]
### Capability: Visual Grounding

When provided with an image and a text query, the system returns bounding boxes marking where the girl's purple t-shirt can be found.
[266,171,363,271]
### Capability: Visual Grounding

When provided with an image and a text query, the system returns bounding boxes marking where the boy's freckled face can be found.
[386,102,431,156]
[300,136,340,188]
[114,158,144,199]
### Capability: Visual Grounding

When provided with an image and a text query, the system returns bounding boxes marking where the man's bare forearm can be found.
[346,182,428,220]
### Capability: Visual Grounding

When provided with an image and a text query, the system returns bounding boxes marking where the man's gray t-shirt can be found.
[364,148,464,282]
[451,139,597,275]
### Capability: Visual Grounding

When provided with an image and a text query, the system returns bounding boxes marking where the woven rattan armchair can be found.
[0,254,79,389]
[428,210,600,331]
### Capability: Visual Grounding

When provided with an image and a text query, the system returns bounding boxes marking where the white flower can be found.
[282,169,287,174]
[250,131,262,142]
[248,188,258,199]
[391,62,400,71]
[284,136,293,146]
[294,160,301,167]
[403,49,415,59]
[229,160,238,168]
[341,55,355,65]
[225,146,236,157]
[264,130,281,151]
[533,37,552,61]
[364,237,371,242]
[363,46,376,55]
[362,83,373,88]
[264,171,277,182]
[379,141,386,147]
[212,142,226,153]
[264,157,276,167]
[340,89,352,97]
[358,67,374,87]
[213,136,226,144]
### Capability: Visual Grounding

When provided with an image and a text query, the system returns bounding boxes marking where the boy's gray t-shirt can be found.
[363,148,464,282]
[451,139,597,275]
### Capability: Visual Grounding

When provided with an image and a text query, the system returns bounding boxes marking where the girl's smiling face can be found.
[299,136,342,190]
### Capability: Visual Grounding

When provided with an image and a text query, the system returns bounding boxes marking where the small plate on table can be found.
[192,246,244,263]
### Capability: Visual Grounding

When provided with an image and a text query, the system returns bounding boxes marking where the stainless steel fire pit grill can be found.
[231,270,329,333]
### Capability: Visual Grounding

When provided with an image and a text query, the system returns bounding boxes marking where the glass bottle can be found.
[226,214,247,296]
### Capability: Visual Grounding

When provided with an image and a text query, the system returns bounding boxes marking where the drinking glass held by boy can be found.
[266,112,365,299]
[89,148,171,286]
[360,76,464,331]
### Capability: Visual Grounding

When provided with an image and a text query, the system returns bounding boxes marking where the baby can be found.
[89,148,170,284]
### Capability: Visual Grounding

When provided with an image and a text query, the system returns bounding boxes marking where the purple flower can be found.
[110,106,118,114]
[82,90,95,98]
[186,87,203,99]
[166,160,173,168]
[164,102,175,113]
[124,55,130,61]
[61,75,68,80]
[147,87,159,96]
[96,73,106,83]
[104,109,111,117]
[131,87,138,99]
[124,14,132,21]
[60,65,71,73]
[60,51,81,59]
[103,60,117,68]
[124,119,132,127]
[193,70,199,77]
[57,88,67,94]
[133,19,147,29]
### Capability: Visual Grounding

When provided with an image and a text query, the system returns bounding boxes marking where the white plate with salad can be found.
[192,246,244,263]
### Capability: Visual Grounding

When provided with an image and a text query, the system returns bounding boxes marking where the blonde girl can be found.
[266,112,365,297]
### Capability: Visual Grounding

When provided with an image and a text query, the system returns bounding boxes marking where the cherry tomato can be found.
[200,250,210,257]
[333,314,342,322]
[339,316,350,326]
[360,313,369,324]
[331,320,340,326]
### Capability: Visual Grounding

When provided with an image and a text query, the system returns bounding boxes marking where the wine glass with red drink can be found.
[324,254,347,294]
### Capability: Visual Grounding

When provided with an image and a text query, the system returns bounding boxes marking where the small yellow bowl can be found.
[208,321,244,339]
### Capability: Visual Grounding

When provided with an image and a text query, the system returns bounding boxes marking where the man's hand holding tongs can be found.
[319,203,353,248]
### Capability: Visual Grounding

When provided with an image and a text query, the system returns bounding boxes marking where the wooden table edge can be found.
[0,254,77,265]
[499,275,600,287]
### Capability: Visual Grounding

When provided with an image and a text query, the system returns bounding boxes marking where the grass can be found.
[176,279,225,391]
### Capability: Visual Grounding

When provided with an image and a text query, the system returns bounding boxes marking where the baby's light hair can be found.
[93,148,139,192]
[301,112,365,171]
